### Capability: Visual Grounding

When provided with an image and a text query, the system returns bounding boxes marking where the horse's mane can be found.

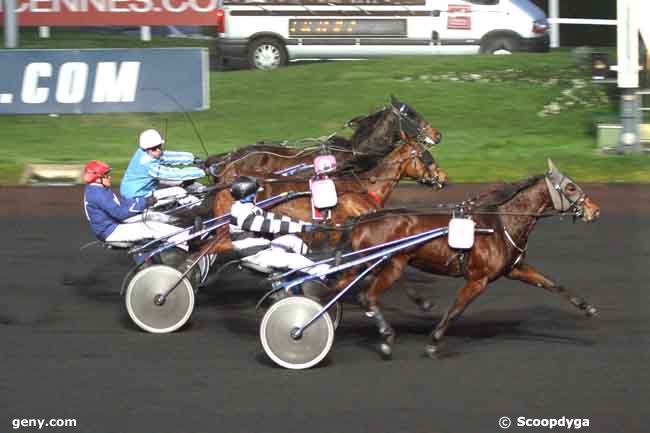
[470,175,545,209]
[348,176,546,224]
[206,101,421,173]
[338,107,402,173]
[349,108,391,149]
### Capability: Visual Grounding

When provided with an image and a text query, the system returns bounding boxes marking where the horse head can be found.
[399,138,447,189]
[389,95,443,147]
[545,159,600,222]
[348,97,443,156]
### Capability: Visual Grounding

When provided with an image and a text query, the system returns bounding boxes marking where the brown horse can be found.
[211,136,445,235]
[335,160,601,358]
[205,96,443,180]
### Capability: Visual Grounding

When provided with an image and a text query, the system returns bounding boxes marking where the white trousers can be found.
[105,214,188,250]
[241,235,330,276]
[153,186,202,209]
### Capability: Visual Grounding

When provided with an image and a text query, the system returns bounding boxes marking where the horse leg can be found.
[507,262,598,317]
[365,256,410,360]
[426,277,488,359]
[404,284,436,312]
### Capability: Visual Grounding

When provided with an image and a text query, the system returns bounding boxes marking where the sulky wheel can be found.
[301,280,343,330]
[120,262,148,296]
[125,265,194,334]
[260,296,334,370]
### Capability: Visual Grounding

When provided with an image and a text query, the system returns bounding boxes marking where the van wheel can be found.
[482,36,519,55]
[248,38,287,71]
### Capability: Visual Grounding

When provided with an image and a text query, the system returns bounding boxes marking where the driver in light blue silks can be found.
[120,129,207,207]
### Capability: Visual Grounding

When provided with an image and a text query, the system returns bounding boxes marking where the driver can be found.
[83,160,188,248]
[120,128,206,207]
[229,176,330,276]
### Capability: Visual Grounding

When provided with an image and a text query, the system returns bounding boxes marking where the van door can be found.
[427,0,447,54]
[289,1,443,59]
[352,0,442,57]
[437,0,496,54]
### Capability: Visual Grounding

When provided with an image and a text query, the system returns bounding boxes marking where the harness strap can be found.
[367,191,383,207]
[503,228,526,268]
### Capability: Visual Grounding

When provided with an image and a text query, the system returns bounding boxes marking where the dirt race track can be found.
[0,184,648,433]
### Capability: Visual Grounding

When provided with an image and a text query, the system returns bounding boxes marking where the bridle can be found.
[544,172,587,219]
[389,104,444,187]
[392,103,437,146]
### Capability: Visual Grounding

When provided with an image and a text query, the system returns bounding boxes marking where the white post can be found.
[549,0,560,48]
[3,0,19,48]
[140,26,151,42]
[38,26,50,38]
[617,0,641,153]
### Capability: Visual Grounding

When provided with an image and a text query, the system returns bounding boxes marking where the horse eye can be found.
[565,183,577,193]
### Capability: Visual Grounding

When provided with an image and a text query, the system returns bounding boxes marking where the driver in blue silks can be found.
[82,160,187,248]
[120,129,207,207]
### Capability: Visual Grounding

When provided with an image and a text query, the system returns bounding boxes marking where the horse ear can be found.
[547,158,558,174]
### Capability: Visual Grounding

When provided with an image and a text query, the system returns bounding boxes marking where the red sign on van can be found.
[0,0,218,26]
[447,4,471,30]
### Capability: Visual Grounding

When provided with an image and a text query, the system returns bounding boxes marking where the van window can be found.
[223,0,426,4]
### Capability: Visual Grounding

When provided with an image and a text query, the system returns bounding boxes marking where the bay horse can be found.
[204,96,443,181]
[335,160,601,358]
[209,136,445,242]
[197,134,448,309]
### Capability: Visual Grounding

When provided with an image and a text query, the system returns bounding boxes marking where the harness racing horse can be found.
[205,96,443,181]
[335,160,601,359]
[209,136,446,253]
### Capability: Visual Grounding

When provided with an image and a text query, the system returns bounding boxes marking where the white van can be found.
[215,0,550,71]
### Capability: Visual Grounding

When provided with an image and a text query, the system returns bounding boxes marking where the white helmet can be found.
[139,129,165,150]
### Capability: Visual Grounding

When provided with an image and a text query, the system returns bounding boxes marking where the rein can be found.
[231,144,433,187]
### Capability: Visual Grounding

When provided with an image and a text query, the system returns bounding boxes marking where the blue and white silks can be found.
[83,184,147,240]
[120,148,205,199]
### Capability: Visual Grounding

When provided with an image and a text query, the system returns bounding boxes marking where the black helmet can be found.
[230,176,259,200]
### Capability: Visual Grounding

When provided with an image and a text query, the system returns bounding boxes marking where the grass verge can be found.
[0,31,646,184]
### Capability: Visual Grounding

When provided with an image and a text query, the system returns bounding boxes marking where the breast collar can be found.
[503,227,526,268]
[367,191,383,207]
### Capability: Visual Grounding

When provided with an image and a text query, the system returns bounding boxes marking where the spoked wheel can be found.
[260,296,334,370]
[125,265,195,334]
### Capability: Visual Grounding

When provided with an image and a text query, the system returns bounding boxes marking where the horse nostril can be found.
[434,132,442,144]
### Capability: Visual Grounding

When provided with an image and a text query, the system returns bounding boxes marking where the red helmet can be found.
[83,160,111,184]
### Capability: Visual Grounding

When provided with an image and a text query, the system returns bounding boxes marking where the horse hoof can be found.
[379,343,392,360]
[424,344,439,359]
[585,305,598,317]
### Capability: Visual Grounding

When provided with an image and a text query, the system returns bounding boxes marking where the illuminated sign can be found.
[289,19,406,37]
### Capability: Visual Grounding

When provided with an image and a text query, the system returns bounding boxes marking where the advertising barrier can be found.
[0,0,219,26]
[0,48,209,114]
